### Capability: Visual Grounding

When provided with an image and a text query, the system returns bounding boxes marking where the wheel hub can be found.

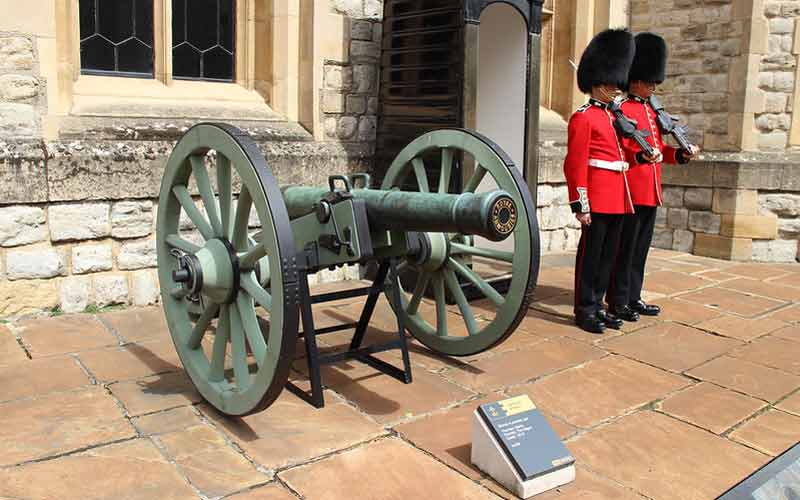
[174,238,240,304]
[420,232,449,271]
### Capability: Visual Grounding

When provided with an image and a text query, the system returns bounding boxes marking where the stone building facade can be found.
[0,0,798,316]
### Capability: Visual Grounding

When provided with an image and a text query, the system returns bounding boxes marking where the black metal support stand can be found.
[285,259,413,408]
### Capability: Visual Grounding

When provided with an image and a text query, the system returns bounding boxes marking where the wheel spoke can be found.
[241,271,272,312]
[450,242,514,263]
[166,234,201,254]
[407,272,431,315]
[432,274,447,337]
[237,292,267,367]
[209,305,230,382]
[439,148,453,194]
[448,257,505,307]
[239,244,267,270]
[463,164,487,193]
[217,155,233,239]
[188,303,220,349]
[173,185,215,240]
[233,188,253,250]
[229,302,252,391]
[411,157,430,192]
[444,268,479,336]
[190,155,223,237]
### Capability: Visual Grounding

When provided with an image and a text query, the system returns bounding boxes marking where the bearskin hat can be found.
[577,28,636,94]
[628,32,668,84]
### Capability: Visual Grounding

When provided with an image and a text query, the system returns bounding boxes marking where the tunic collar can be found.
[589,98,609,109]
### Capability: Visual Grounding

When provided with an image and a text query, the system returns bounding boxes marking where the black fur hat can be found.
[629,32,668,84]
[577,28,635,94]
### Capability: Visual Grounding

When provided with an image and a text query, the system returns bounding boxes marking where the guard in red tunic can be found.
[565,28,637,334]
[607,33,700,318]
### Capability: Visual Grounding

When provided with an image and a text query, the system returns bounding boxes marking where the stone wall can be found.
[536,135,581,254]
[654,153,800,262]
[0,33,43,138]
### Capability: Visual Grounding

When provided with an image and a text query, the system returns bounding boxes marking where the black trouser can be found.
[574,213,624,319]
[608,205,658,307]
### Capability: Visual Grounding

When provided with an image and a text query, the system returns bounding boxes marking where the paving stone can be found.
[0,439,197,499]
[395,395,575,481]
[769,304,800,323]
[720,277,800,302]
[693,270,739,282]
[767,272,800,288]
[280,438,495,499]
[530,292,575,318]
[200,391,386,470]
[0,387,134,466]
[157,424,268,498]
[641,270,710,296]
[677,287,787,318]
[650,298,724,325]
[730,409,800,456]
[658,383,766,434]
[443,337,605,393]
[688,356,800,402]
[132,406,204,436]
[0,323,28,366]
[771,324,800,342]
[725,263,791,280]
[314,356,474,423]
[516,309,605,342]
[98,306,169,343]
[603,322,742,372]
[109,371,202,416]
[694,314,787,341]
[18,314,117,357]
[570,411,767,500]
[78,338,183,383]
[226,484,298,500]
[520,356,689,428]
[729,336,800,375]
[0,355,91,402]
[776,391,800,416]
[501,467,645,500]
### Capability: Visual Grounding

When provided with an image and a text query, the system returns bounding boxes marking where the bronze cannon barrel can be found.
[280,186,518,242]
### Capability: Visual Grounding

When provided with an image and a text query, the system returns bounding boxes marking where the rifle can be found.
[608,99,656,158]
[648,95,694,152]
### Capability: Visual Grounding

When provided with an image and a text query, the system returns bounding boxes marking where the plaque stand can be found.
[286,259,413,408]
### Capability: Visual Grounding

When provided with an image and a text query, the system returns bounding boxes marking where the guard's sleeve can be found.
[662,145,680,164]
[563,112,591,213]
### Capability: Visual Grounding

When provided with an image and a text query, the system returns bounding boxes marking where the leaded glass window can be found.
[79,0,154,77]
[172,0,236,82]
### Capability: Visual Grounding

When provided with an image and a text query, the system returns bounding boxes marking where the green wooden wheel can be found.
[157,123,299,416]
[381,129,540,357]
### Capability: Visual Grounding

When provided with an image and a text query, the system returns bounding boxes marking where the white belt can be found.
[589,159,629,172]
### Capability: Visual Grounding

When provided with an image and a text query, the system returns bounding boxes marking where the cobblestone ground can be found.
[1,250,799,499]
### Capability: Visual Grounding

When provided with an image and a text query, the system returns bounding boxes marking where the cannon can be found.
[157,124,540,416]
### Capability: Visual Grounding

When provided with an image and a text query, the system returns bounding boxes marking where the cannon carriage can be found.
[157,124,540,416]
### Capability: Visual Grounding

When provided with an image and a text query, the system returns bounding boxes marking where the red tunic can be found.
[620,95,686,207]
[563,99,634,215]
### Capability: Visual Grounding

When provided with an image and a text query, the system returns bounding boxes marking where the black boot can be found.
[611,304,640,322]
[575,313,606,334]
[630,300,661,316]
[597,309,624,330]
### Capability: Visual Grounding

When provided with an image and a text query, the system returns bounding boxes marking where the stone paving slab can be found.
[0,252,798,499]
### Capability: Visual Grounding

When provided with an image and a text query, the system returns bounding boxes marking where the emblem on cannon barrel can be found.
[157,124,540,416]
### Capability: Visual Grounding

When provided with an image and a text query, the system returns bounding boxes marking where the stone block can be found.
[552,185,569,205]
[0,205,46,247]
[713,162,783,190]
[7,247,66,280]
[668,208,689,229]
[778,218,800,237]
[655,206,668,227]
[673,229,695,253]
[684,188,713,210]
[694,233,753,261]
[332,0,362,17]
[752,240,799,263]
[111,201,153,239]
[352,65,376,93]
[72,243,113,274]
[49,203,111,242]
[781,165,800,191]
[131,270,159,307]
[346,95,367,114]
[758,132,788,151]
[688,211,721,234]
[324,65,353,90]
[351,21,373,40]
[0,36,34,70]
[322,92,345,113]
[118,239,157,270]
[539,205,572,231]
[720,214,779,239]
[357,116,377,141]
[93,275,129,307]
[0,279,58,316]
[367,97,378,114]
[337,116,358,140]
[364,0,382,18]
[536,184,554,207]
[652,228,674,249]
[769,17,794,34]
[60,276,92,313]
[712,189,758,215]
[0,102,36,137]
[0,75,38,101]
[662,186,685,208]
[662,162,714,187]
[350,41,380,59]
[0,142,48,204]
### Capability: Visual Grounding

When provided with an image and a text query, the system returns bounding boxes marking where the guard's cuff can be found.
[635,151,646,164]
[676,149,691,164]
[570,188,590,213]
